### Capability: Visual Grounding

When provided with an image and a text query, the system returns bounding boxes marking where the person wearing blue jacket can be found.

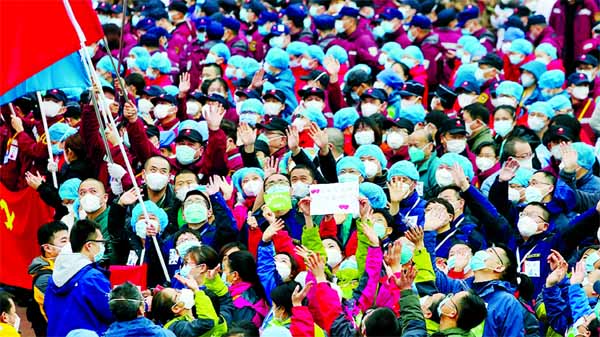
[45,219,114,336]
[263,47,298,110]
[388,160,426,234]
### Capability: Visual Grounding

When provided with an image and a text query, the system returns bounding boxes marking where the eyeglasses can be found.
[519,212,548,223]
[489,246,504,267]
[442,294,458,312]
[86,239,107,244]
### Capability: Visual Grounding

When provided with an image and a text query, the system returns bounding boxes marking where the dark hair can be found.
[202,63,223,78]
[517,273,535,302]
[275,252,300,280]
[352,116,382,148]
[125,73,146,94]
[270,281,299,315]
[187,245,219,269]
[494,243,518,285]
[219,242,247,261]
[65,133,86,160]
[525,201,551,222]
[290,164,316,181]
[144,155,171,171]
[464,103,489,125]
[109,282,143,321]
[364,307,399,336]
[474,141,497,156]
[0,291,14,316]
[173,228,202,246]
[151,288,176,325]
[228,251,266,300]
[37,221,68,255]
[373,208,397,239]
[425,198,455,218]
[428,295,444,323]
[438,186,463,201]
[456,291,487,331]
[493,105,516,119]
[202,77,228,96]
[501,136,529,160]
[175,170,201,185]
[70,220,101,253]
[588,318,600,337]
[321,236,343,252]
[221,119,237,142]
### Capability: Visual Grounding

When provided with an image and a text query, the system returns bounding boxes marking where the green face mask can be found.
[183,203,208,224]
[264,185,292,212]
[408,146,425,163]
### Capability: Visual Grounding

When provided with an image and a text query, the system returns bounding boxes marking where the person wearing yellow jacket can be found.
[0,292,21,337]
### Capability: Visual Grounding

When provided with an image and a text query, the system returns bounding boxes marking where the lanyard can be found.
[436,228,459,252]
[405,196,421,218]
[516,244,537,268]
[578,99,592,121]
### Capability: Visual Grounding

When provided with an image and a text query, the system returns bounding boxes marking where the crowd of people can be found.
[2,0,600,336]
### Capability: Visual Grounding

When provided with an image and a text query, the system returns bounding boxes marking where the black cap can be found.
[425,110,451,128]
[300,70,330,88]
[440,118,467,135]
[527,14,546,27]
[568,72,591,86]
[434,8,457,27]
[151,93,178,105]
[346,69,370,89]
[175,128,204,143]
[545,125,576,144]
[44,89,67,103]
[184,189,211,206]
[382,117,414,133]
[262,88,286,103]
[142,85,165,97]
[200,93,230,109]
[235,88,262,100]
[478,54,504,70]
[256,117,290,133]
[575,54,599,67]
[168,1,188,14]
[434,84,458,108]
[64,102,81,118]
[298,86,325,99]
[398,81,425,97]
[360,88,388,102]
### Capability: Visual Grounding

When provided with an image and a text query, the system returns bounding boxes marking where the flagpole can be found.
[35,92,58,189]
[63,0,170,283]
[101,36,130,104]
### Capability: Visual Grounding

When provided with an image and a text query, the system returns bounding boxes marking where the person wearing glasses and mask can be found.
[45,220,114,336]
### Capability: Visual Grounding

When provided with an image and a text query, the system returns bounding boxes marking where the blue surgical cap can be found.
[382,42,402,54]
[520,61,546,80]
[49,123,77,142]
[354,144,388,168]
[59,178,82,201]
[97,55,123,75]
[232,167,265,196]
[209,43,231,62]
[509,168,533,187]
[163,85,179,96]
[504,27,525,41]
[266,47,289,69]
[66,329,99,337]
[359,182,388,208]
[403,46,424,64]
[453,64,478,88]
[300,106,327,129]
[241,98,265,115]
[387,160,419,181]
[548,94,572,111]
[241,57,261,78]
[496,81,524,100]
[538,70,565,89]
[509,38,534,55]
[286,41,309,57]
[305,45,325,64]
[149,52,171,74]
[326,45,348,64]
[536,43,557,60]
[458,35,479,48]
[437,153,474,180]
[572,142,596,170]
[336,156,366,177]
[279,149,315,174]
[129,46,151,71]
[228,55,245,68]
[130,200,168,234]
[334,107,359,130]
[528,101,554,119]
[398,104,426,125]
[464,42,486,58]
[376,69,404,90]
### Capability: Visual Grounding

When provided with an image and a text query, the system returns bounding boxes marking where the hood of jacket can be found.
[105,317,173,337]
[52,252,92,288]
[28,256,53,276]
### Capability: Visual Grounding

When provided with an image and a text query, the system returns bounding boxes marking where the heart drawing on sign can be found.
[310,189,320,194]
[338,204,349,210]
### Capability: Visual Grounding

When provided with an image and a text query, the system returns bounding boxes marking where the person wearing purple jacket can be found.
[407,14,448,89]
[378,8,412,48]
[223,17,249,57]
[314,14,346,52]
[433,8,462,54]
[282,4,315,45]
[527,14,562,50]
[458,5,497,53]
[549,0,599,71]
[335,7,379,69]
[248,10,276,62]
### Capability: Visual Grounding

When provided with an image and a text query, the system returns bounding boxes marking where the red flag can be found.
[109,265,148,290]
[0,183,55,289]
[0,0,103,96]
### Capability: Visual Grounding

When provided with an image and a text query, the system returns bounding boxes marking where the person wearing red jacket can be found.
[504,38,535,82]
[567,72,598,142]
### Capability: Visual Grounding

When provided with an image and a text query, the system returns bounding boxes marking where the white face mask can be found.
[386,132,404,149]
[304,100,324,112]
[275,262,291,281]
[528,116,546,132]
[476,157,496,171]
[520,73,535,88]
[179,289,196,309]
[243,179,263,197]
[154,104,171,120]
[525,185,548,203]
[175,184,199,201]
[495,96,516,108]
[292,118,308,132]
[516,157,533,170]
[138,98,154,114]
[457,94,475,108]
[145,172,170,191]
[80,194,102,213]
[571,86,590,100]
[326,247,343,267]
[361,103,379,117]
[186,102,200,116]
[579,69,595,81]
[435,169,454,187]
[508,187,521,202]
[494,120,514,137]
[42,101,62,118]
[264,102,282,116]
[363,160,379,178]
[517,215,539,237]
[292,182,310,198]
[400,98,417,111]
[445,139,467,153]
[355,130,375,145]
[551,145,563,160]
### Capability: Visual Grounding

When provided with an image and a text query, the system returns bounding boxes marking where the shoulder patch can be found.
[478,93,489,104]
[368,46,378,57]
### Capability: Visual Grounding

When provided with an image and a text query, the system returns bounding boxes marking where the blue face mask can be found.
[373,222,387,238]
[239,113,258,126]
[176,240,201,257]
[94,243,105,262]
[447,255,457,269]
[338,173,360,183]
[176,145,197,165]
[400,244,414,264]
[145,68,157,79]
[198,32,206,42]
[469,250,490,271]
[179,264,192,278]
[258,25,269,36]
[52,144,63,155]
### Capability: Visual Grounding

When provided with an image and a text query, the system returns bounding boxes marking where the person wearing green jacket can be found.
[430,291,487,337]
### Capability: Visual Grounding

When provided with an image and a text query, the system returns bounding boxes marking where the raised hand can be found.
[206,175,221,196]
[424,206,449,231]
[306,252,327,283]
[297,197,311,216]
[294,245,313,261]
[118,187,140,206]
[218,177,234,200]
[250,67,266,90]
[10,114,24,133]
[559,142,578,173]
[387,181,410,202]
[123,101,138,123]
[108,162,127,180]
[286,125,300,154]
[498,157,520,182]
[404,226,424,250]
[262,218,284,242]
[206,265,221,281]
[570,260,586,285]
[449,163,470,192]
[174,274,200,291]
[104,125,120,146]
[292,282,314,307]
[25,171,44,190]
[204,103,225,131]
[263,157,280,178]
[384,240,402,274]
[546,250,568,287]
[308,122,329,155]
[262,204,277,224]
[247,211,259,230]
[358,197,372,221]
[391,264,417,291]
[237,122,257,150]
[323,55,340,76]
[178,72,191,97]
[359,220,379,247]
